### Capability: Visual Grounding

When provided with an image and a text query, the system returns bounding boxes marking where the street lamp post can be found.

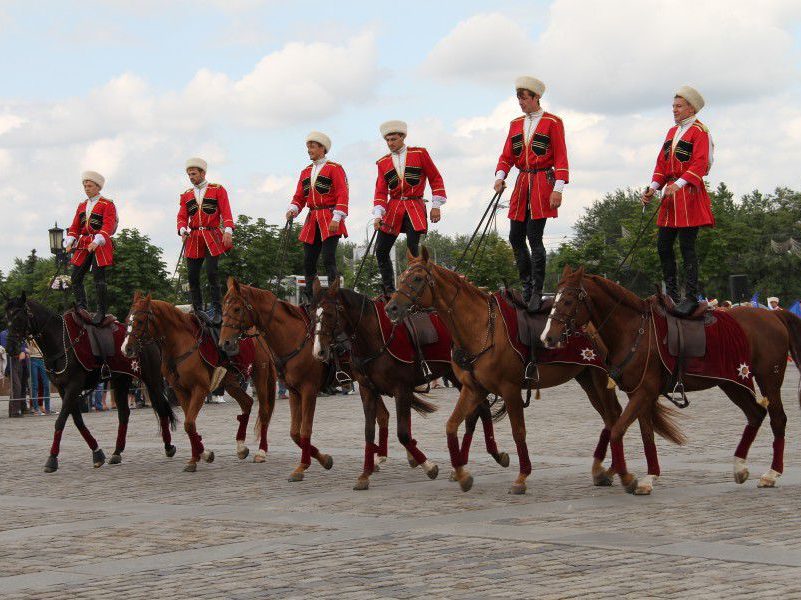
[48,222,70,308]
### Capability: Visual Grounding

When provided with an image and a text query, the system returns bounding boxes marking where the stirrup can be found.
[663,381,690,408]
[420,360,433,381]
[100,362,111,381]
[335,370,352,385]
[524,361,539,382]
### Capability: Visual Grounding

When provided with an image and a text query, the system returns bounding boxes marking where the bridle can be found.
[221,294,262,341]
[126,305,165,354]
[545,282,591,345]
[7,301,69,376]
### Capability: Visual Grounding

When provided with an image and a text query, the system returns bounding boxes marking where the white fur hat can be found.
[306,131,331,152]
[380,120,408,138]
[515,76,546,97]
[675,85,705,112]
[185,157,208,172]
[81,171,105,189]
[768,296,779,304]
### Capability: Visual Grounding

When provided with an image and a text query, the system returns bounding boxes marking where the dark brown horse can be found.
[312,278,510,490]
[542,265,801,492]
[123,292,276,472]
[6,294,177,472]
[219,278,334,482]
[385,249,684,494]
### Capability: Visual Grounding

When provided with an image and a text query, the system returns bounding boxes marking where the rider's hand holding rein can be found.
[493,178,506,194]
[641,186,656,205]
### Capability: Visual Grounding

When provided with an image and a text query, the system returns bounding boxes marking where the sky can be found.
[1,0,800,274]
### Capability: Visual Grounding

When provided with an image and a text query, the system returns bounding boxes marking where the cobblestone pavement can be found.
[1,369,800,598]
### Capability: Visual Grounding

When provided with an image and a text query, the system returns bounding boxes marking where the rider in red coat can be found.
[286,132,349,303]
[177,157,234,324]
[642,85,714,316]
[494,76,569,312]
[65,171,118,325]
[373,120,446,294]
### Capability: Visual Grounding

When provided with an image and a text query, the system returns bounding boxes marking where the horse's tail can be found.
[411,394,437,416]
[150,386,177,431]
[774,310,801,408]
[644,399,686,446]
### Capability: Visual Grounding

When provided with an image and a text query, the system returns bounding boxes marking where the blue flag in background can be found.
[750,292,760,307]
[789,301,801,317]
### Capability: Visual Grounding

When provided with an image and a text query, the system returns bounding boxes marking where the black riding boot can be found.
[520,275,533,304]
[527,253,546,313]
[93,282,108,326]
[378,260,395,296]
[190,287,211,325]
[674,263,700,317]
[304,281,315,305]
[73,281,88,311]
[664,276,680,304]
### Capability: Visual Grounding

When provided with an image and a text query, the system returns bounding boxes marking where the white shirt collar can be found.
[676,115,696,128]
[194,180,208,190]
[525,109,544,119]
[312,158,327,166]
[392,145,407,156]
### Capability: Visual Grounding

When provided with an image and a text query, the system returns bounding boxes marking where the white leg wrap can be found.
[758,468,781,487]
[255,449,267,458]
[237,441,247,453]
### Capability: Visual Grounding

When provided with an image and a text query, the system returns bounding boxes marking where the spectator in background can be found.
[768,296,781,310]
[1,328,27,417]
[28,338,49,415]
[721,300,733,308]
[277,378,288,400]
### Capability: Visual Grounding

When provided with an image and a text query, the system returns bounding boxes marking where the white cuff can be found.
[179,227,189,236]
[649,181,662,191]
[432,195,446,209]
[331,210,346,223]
[553,180,565,193]
[495,170,506,181]
[372,205,386,218]
[287,205,299,216]
[65,235,76,247]
[92,234,106,246]
[224,227,233,234]
[675,178,688,189]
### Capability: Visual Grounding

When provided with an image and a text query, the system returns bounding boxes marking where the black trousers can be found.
[656,226,699,300]
[71,255,106,312]
[375,214,422,290]
[303,228,340,300]
[187,255,220,310]
[508,214,547,294]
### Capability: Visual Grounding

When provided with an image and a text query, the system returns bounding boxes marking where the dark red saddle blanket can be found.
[64,311,139,377]
[373,300,452,364]
[196,320,256,379]
[652,308,756,398]
[493,292,607,370]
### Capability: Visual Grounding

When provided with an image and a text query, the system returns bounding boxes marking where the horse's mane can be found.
[240,283,305,322]
[338,287,370,310]
[430,261,489,301]
[584,273,648,311]
[148,299,197,333]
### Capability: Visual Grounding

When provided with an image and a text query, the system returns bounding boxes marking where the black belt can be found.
[392,196,424,201]
[519,167,553,173]
[190,226,214,231]
[309,206,334,211]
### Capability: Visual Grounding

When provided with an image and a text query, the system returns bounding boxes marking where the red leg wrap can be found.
[378,426,388,456]
[300,436,312,465]
[481,418,499,455]
[364,442,378,473]
[188,431,204,460]
[115,423,128,454]
[734,424,759,460]
[235,412,250,441]
[460,432,474,465]
[447,432,464,468]
[78,426,99,451]
[406,440,427,465]
[259,422,268,452]
[643,438,660,476]
[593,428,611,461]
[50,429,64,456]
[515,440,532,476]
[610,439,627,474]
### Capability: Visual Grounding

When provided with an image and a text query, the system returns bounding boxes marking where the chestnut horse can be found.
[542,266,801,492]
[312,278,511,490]
[219,278,334,482]
[385,248,684,495]
[6,294,176,472]
[122,292,276,472]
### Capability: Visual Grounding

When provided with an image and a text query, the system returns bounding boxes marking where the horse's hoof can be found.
[376,455,387,465]
[202,450,215,463]
[288,471,305,482]
[253,450,267,463]
[108,453,122,465]
[421,461,439,480]
[183,462,197,473]
[449,470,457,481]
[757,469,781,488]
[321,454,334,470]
[44,455,58,473]
[92,449,106,468]
[459,474,474,492]
[353,478,370,491]
[624,477,639,494]
[165,445,177,458]
[494,452,511,468]
[237,447,250,460]
[734,468,749,484]
[508,483,527,495]
[634,484,653,496]
[593,471,614,487]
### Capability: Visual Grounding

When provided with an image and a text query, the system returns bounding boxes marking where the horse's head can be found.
[5,292,30,352]
[385,246,436,323]
[312,277,342,362]
[541,264,590,349]
[122,291,157,358]
[220,276,256,355]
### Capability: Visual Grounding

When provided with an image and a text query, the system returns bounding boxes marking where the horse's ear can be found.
[228,276,240,293]
[145,292,152,301]
[575,265,585,278]
[133,290,141,303]
[561,264,572,279]
[420,246,430,263]
[328,276,340,296]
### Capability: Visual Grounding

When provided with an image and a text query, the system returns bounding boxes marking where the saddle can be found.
[503,289,553,348]
[402,310,439,385]
[651,293,717,407]
[73,309,117,359]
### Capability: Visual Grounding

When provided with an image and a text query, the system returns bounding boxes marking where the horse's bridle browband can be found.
[7,303,70,376]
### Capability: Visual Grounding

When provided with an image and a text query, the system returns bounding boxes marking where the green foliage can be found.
[105,228,171,316]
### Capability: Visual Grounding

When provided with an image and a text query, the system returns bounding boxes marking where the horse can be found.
[385,248,684,495]
[5,293,177,472]
[542,265,801,492]
[122,292,276,472]
[312,277,511,490]
[219,277,338,482]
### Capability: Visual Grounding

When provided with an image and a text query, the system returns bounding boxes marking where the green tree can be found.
[105,228,172,316]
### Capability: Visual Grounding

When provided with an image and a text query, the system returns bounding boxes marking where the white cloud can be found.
[423,1,801,113]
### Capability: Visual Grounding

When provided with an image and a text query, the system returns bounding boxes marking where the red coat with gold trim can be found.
[496,112,569,221]
[67,197,118,267]
[651,119,715,228]
[373,147,446,235]
[291,161,349,244]
[176,183,235,259]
